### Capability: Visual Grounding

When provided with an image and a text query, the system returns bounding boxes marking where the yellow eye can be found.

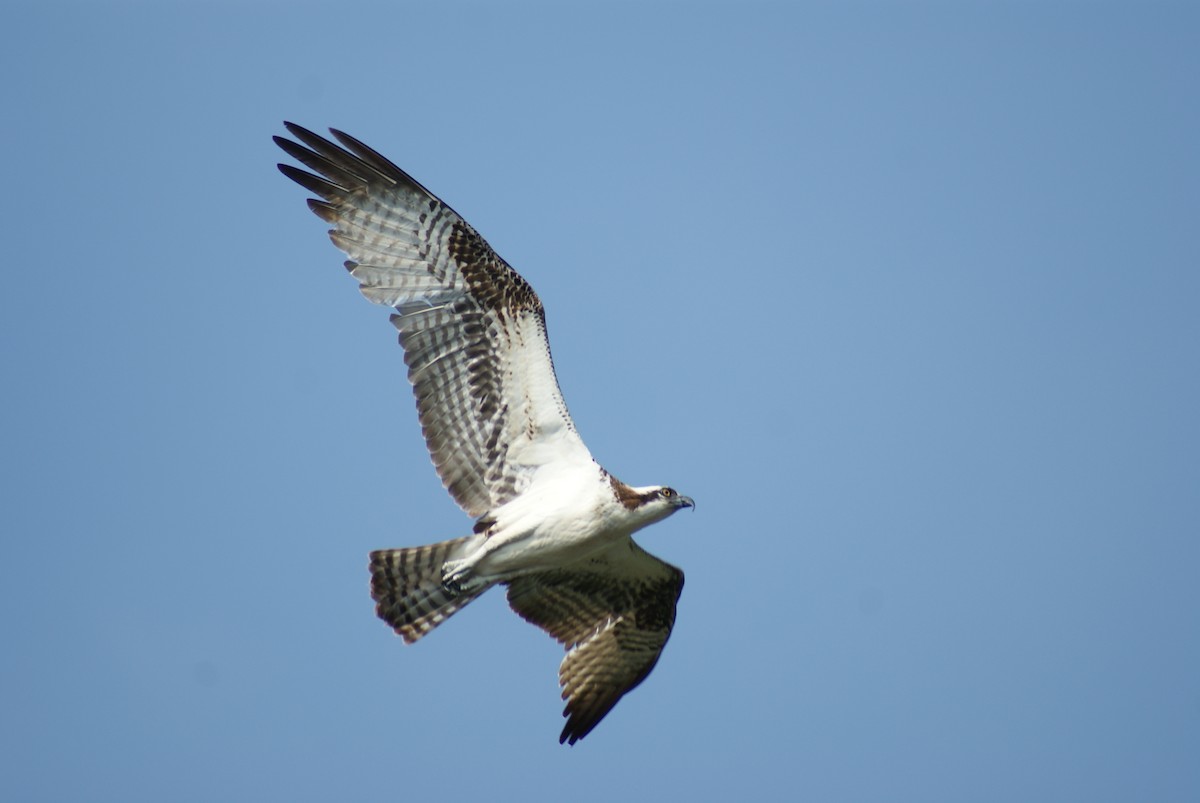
[660,487,674,499]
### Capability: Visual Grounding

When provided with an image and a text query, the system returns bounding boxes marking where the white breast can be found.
[471,464,635,578]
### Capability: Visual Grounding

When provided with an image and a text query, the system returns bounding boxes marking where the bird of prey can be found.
[275,123,694,744]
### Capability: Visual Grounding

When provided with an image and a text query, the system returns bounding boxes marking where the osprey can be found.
[275,124,694,744]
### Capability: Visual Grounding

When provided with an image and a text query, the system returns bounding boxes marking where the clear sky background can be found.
[3,2,1198,801]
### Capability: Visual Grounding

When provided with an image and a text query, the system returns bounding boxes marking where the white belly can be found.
[469,470,632,578]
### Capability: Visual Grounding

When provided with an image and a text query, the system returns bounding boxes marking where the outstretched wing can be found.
[506,539,685,745]
[275,124,593,518]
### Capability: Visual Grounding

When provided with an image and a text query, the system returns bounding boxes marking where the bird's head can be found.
[628,484,695,525]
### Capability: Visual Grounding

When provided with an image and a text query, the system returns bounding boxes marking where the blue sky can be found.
[3,2,1198,801]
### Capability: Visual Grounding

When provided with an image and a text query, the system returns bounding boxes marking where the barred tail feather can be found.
[369,536,488,643]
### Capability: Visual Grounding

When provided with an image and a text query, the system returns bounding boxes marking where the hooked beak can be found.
[676,495,695,511]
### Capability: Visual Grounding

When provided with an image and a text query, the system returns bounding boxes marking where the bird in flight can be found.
[275,123,694,744]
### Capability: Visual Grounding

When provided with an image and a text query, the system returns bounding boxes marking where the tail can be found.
[369,536,489,644]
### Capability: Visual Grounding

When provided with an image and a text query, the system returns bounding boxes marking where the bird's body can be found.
[454,468,636,584]
[275,123,693,744]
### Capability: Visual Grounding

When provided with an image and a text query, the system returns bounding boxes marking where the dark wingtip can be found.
[277,162,343,198]
[281,120,323,143]
[559,710,597,746]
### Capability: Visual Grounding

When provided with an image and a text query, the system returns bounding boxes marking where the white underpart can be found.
[449,466,671,584]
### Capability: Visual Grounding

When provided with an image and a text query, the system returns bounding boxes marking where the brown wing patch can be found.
[448,221,542,316]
